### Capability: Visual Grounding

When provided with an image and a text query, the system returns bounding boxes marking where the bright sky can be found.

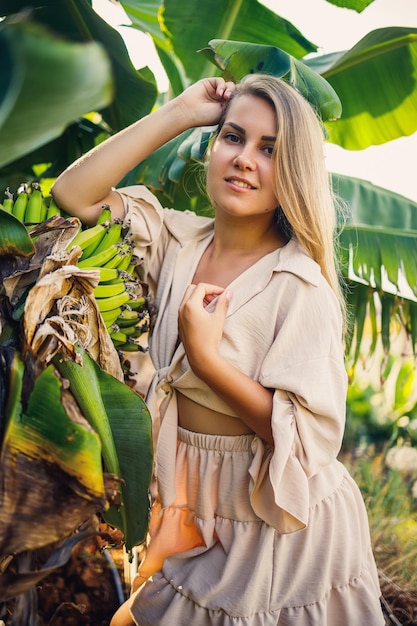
[93,0,417,202]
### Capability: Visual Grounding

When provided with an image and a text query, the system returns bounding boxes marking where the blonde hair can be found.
[211,73,346,322]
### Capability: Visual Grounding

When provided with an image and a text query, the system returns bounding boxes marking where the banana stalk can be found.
[2,188,14,213]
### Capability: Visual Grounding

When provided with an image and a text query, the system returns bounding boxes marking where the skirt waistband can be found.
[177,425,256,452]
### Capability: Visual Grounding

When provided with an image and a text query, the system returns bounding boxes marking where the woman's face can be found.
[206,94,279,220]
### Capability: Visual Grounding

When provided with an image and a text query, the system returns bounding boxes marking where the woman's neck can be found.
[212,215,286,256]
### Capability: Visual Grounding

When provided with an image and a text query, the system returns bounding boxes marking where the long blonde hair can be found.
[212,73,346,321]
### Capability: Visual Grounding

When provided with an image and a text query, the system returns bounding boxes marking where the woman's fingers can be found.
[213,78,235,101]
[180,283,225,308]
[178,284,232,366]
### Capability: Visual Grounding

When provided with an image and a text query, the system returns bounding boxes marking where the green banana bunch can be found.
[107,295,149,353]
[3,182,54,225]
[2,181,148,352]
[24,183,47,224]
[89,264,148,352]
[74,211,147,350]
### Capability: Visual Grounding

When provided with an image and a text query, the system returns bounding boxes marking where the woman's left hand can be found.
[178,283,232,371]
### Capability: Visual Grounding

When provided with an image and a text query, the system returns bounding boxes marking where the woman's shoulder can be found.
[163,206,214,243]
[275,238,322,287]
[268,239,343,328]
[117,184,214,243]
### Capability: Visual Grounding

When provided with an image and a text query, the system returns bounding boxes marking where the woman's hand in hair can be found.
[176,77,235,129]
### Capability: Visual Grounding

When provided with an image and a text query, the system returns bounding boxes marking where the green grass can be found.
[345,451,417,625]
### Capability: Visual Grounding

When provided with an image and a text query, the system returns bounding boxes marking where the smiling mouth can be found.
[226,178,255,189]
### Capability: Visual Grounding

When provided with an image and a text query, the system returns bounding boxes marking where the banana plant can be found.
[0,207,153,601]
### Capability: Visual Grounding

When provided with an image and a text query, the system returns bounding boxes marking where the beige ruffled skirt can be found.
[129,427,384,625]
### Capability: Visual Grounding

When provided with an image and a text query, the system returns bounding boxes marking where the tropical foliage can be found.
[1,0,417,620]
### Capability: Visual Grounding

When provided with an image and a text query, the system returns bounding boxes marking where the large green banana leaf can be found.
[55,350,153,552]
[0,0,158,131]
[307,27,417,148]
[122,0,417,149]
[0,207,35,257]
[122,0,317,91]
[0,352,107,556]
[199,39,342,121]
[0,16,113,168]
[0,0,158,179]
[334,174,417,295]
[334,174,417,363]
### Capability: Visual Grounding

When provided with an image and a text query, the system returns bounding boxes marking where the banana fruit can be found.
[2,182,148,353]
[25,183,46,224]
[2,182,54,225]
[94,280,126,299]
[66,222,109,254]
[46,197,61,219]
[69,204,148,348]
[11,185,29,220]
[80,204,112,258]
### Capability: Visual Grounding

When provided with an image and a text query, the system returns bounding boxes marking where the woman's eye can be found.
[263,145,274,156]
[224,132,241,143]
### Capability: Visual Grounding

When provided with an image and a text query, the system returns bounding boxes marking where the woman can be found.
[52,75,385,625]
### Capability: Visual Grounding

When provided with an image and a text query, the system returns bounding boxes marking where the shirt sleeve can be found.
[116,185,167,287]
[116,185,214,289]
[249,275,348,533]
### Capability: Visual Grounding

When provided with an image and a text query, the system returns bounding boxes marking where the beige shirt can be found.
[119,185,348,533]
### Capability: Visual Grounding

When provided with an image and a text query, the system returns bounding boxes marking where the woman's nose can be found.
[233,147,256,170]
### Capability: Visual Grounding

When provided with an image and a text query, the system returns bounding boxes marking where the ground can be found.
[36,541,125,626]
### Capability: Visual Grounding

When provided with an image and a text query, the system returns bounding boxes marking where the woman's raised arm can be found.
[51,78,235,225]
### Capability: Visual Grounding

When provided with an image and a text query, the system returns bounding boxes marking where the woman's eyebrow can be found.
[224,122,276,142]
